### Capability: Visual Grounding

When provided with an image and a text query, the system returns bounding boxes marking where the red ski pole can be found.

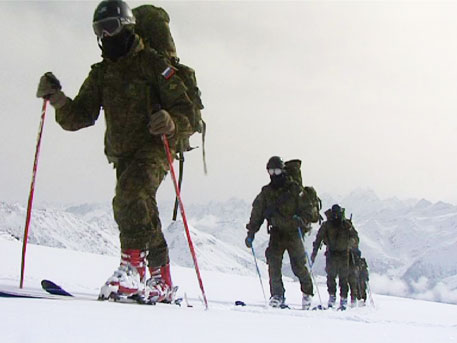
[20,99,48,288]
[162,135,208,309]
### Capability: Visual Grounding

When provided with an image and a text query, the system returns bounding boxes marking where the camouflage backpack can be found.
[284,159,322,223]
[132,5,205,150]
[133,4,206,220]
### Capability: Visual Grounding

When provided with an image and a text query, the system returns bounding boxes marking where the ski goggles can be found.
[267,168,283,176]
[93,17,124,38]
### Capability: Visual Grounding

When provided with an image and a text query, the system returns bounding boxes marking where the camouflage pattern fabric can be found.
[55,36,193,165]
[266,230,313,297]
[312,217,359,254]
[113,158,168,267]
[246,179,315,235]
[326,251,350,298]
[246,178,316,297]
[358,258,369,301]
[54,35,195,267]
[283,160,321,223]
[132,5,177,59]
[348,265,359,301]
[312,210,359,298]
[349,255,369,301]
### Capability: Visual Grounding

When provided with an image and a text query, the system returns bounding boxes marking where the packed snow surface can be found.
[1,239,456,343]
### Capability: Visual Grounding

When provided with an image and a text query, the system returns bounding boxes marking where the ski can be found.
[41,279,184,306]
[234,299,345,312]
[41,279,74,297]
[234,300,310,311]
[0,285,73,301]
[1,279,186,308]
[0,290,51,299]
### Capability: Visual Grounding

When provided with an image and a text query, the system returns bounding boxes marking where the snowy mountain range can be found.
[1,188,456,304]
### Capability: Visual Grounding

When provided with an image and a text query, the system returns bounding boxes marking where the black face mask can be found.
[100,28,135,61]
[270,173,286,189]
[331,213,343,225]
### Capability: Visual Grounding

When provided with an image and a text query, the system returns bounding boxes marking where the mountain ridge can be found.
[1,188,456,304]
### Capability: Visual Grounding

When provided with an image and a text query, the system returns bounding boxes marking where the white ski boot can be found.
[99,249,146,302]
[302,294,312,310]
[145,263,177,304]
[269,295,285,308]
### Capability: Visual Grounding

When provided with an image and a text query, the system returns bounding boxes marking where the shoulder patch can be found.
[161,66,175,80]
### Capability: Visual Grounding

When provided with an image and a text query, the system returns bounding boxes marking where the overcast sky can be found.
[1,0,457,208]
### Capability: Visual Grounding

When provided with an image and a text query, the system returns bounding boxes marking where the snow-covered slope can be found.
[166,220,268,276]
[0,202,119,255]
[0,239,456,343]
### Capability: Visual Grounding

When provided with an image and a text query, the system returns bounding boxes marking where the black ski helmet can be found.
[92,0,136,38]
[266,156,285,170]
[331,204,342,213]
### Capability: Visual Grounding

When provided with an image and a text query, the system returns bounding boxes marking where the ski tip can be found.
[41,279,73,297]
[235,300,246,306]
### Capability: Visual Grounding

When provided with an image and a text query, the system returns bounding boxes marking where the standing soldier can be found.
[348,248,369,306]
[311,205,359,309]
[245,156,315,309]
[36,0,196,304]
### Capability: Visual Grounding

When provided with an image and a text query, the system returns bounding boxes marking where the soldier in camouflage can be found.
[245,156,314,309]
[311,204,359,309]
[348,247,369,307]
[36,0,194,304]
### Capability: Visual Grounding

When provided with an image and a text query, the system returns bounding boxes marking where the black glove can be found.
[36,72,67,109]
[245,232,255,248]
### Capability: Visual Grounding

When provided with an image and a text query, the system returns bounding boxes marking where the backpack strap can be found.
[201,120,207,174]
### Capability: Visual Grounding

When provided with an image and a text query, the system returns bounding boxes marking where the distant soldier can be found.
[311,205,359,309]
[348,248,369,306]
[245,156,317,309]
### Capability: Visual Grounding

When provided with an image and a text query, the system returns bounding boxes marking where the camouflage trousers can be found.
[348,269,368,301]
[265,229,313,297]
[348,268,359,300]
[325,251,349,298]
[113,158,169,268]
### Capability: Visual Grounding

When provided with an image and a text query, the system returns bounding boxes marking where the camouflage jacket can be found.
[246,179,314,235]
[55,36,193,167]
[313,210,359,254]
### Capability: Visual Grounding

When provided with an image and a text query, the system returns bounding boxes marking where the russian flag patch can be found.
[161,66,175,80]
